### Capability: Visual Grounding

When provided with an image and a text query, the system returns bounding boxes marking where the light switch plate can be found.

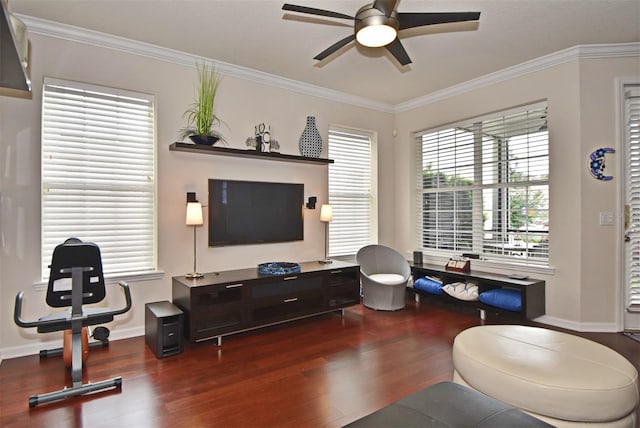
[599,211,615,226]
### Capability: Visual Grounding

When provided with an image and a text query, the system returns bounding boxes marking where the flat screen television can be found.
[208,179,304,246]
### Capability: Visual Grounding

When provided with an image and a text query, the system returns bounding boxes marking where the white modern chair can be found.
[356,244,411,311]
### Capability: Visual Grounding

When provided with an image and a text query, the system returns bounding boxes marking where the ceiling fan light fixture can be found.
[354,7,398,48]
[356,24,397,47]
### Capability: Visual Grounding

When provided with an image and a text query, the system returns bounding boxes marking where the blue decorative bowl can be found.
[258,262,301,276]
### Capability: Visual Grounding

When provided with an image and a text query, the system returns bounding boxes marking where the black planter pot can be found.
[189,135,219,146]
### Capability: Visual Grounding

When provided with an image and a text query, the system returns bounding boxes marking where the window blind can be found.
[625,85,640,310]
[41,78,156,280]
[416,103,549,263]
[328,126,375,256]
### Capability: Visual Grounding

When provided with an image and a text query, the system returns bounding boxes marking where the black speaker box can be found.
[145,301,184,358]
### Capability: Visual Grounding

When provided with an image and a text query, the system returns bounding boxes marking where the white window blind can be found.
[625,84,640,310]
[328,126,376,256]
[41,78,156,280]
[416,103,549,263]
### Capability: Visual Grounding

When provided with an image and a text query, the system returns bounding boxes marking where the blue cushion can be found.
[479,288,522,312]
[414,277,444,295]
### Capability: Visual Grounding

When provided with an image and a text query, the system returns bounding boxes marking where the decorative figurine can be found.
[589,147,615,181]
[246,123,280,153]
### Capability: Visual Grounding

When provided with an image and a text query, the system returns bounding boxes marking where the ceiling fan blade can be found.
[372,0,399,17]
[398,12,481,30]
[386,38,411,66]
[282,4,354,20]
[314,34,356,61]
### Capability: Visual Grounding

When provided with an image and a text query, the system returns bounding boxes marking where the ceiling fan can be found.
[282,0,480,66]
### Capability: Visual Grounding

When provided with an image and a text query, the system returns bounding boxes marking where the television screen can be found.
[208,179,304,246]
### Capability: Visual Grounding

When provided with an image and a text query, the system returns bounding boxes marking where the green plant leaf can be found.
[180,62,225,143]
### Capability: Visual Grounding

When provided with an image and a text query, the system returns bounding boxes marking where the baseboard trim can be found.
[0,326,145,362]
[534,315,621,333]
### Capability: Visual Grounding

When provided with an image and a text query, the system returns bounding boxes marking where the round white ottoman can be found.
[452,325,639,427]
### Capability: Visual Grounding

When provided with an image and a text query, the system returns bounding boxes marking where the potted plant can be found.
[180,62,225,145]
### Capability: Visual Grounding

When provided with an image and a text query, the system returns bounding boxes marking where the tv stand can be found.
[171,260,360,345]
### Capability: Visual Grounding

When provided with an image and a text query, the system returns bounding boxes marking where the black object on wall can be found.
[306,196,317,209]
[208,179,304,247]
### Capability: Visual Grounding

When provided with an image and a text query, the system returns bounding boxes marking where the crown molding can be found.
[395,42,640,113]
[17,15,639,115]
[17,14,395,113]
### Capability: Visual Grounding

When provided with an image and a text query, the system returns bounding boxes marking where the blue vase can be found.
[299,116,322,158]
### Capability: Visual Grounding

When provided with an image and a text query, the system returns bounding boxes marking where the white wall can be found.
[392,54,640,331]
[0,31,394,358]
[578,58,638,326]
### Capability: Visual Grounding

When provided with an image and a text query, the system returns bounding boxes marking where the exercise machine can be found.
[14,238,132,407]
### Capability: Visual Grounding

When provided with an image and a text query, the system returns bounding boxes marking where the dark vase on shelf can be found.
[298,116,322,158]
[189,135,219,146]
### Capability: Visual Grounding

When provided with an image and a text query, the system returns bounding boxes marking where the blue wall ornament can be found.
[589,147,615,181]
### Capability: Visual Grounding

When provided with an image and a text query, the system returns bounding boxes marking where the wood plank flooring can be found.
[1,298,638,427]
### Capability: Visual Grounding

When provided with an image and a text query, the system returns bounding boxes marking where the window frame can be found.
[415,102,549,266]
[40,77,159,283]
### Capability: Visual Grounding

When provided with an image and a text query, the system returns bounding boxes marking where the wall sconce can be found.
[185,192,204,279]
[319,204,333,264]
[306,196,317,209]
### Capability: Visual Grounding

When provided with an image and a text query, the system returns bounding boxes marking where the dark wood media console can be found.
[410,263,545,320]
[172,260,360,345]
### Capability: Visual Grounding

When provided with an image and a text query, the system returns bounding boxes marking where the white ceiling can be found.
[10,0,640,105]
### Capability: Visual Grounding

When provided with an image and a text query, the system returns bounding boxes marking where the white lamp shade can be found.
[356,24,397,47]
[186,201,203,226]
[320,204,333,222]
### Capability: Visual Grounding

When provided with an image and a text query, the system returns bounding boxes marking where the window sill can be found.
[33,270,165,292]
[416,252,555,277]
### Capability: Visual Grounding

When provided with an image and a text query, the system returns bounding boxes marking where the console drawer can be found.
[250,275,323,299]
[193,282,244,305]
[249,292,324,324]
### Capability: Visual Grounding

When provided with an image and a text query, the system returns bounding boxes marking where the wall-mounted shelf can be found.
[169,142,334,165]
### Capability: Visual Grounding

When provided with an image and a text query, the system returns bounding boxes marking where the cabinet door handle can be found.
[225,283,243,289]
[283,276,298,281]
[283,298,298,303]
[330,270,343,274]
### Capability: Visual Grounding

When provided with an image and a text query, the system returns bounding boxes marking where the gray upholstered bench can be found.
[343,381,552,427]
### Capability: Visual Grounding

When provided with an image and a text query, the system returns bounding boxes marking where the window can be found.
[41,78,156,280]
[624,84,640,311]
[416,103,549,263]
[328,126,377,256]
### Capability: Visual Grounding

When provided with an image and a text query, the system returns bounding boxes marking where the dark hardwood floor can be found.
[1,298,639,428]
